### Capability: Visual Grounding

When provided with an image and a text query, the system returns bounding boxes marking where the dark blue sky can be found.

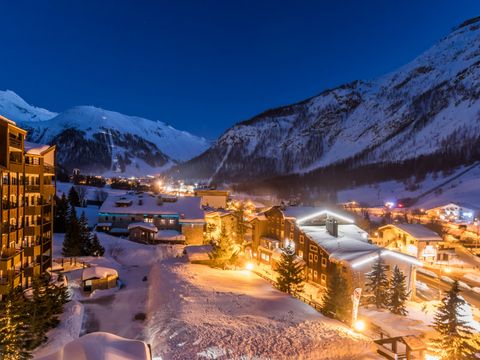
[1,1,479,139]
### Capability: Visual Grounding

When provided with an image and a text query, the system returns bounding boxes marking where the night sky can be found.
[1,1,479,139]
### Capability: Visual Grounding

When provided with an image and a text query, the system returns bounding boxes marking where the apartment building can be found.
[0,115,55,299]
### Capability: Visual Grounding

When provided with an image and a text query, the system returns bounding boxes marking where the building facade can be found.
[0,115,55,299]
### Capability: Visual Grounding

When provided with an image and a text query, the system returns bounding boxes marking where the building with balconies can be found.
[0,115,55,299]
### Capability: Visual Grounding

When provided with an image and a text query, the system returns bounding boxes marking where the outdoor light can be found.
[444,267,452,273]
[353,319,366,332]
[424,354,440,360]
[245,262,254,271]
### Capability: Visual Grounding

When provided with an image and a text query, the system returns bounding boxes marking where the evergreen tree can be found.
[431,281,480,360]
[90,234,105,257]
[78,211,91,256]
[62,204,81,257]
[276,245,305,294]
[209,224,237,268]
[54,194,69,233]
[67,186,80,207]
[321,266,352,322]
[366,256,389,309]
[388,266,409,315]
[0,291,31,360]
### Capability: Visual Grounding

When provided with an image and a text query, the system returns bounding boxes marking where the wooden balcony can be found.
[25,206,42,216]
[9,136,23,149]
[24,243,41,258]
[24,264,40,277]
[25,185,41,193]
[24,226,41,237]
[43,164,55,175]
[0,248,23,272]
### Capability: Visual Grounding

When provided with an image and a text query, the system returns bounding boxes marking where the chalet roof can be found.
[99,192,204,221]
[24,141,52,155]
[283,206,354,223]
[299,224,378,263]
[382,224,442,241]
[82,266,118,281]
[127,222,158,232]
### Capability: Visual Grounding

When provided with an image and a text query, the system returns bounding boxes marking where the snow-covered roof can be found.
[127,222,158,232]
[24,141,52,155]
[283,206,354,224]
[427,202,480,211]
[97,222,112,227]
[109,227,129,234]
[299,224,379,263]
[381,224,442,241]
[36,332,151,360]
[155,229,185,241]
[99,193,204,221]
[82,266,118,281]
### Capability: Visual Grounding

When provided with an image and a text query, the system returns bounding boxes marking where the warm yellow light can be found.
[444,267,452,273]
[424,354,440,360]
[353,320,366,332]
[245,262,254,271]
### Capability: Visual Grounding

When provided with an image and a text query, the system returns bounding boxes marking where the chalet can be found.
[194,189,229,209]
[82,266,118,292]
[251,206,420,292]
[98,193,205,245]
[425,202,479,223]
[205,210,239,242]
[376,223,443,262]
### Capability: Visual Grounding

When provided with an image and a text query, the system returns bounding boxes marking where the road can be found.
[417,273,480,308]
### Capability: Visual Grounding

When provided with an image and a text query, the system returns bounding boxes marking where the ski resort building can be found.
[425,202,479,223]
[194,189,229,209]
[0,115,55,299]
[375,223,443,262]
[250,206,420,293]
[98,193,205,245]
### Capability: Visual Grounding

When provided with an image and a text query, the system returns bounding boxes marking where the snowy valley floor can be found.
[34,233,378,360]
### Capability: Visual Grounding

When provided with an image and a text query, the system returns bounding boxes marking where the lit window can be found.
[300,235,304,244]
[314,254,318,262]
[321,274,326,284]
[298,250,303,258]
[321,258,327,267]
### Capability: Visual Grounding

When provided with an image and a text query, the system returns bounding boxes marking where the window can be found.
[313,270,318,279]
[290,232,294,239]
[308,253,313,262]
[314,254,318,263]
[169,219,176,225]
[321,274,326,284]
[309,245,318,253]
[321,257,327,267]
[300,235,304,244]
[298,250,303,258]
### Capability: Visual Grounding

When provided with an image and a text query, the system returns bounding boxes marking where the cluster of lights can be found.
[351,250,423,269]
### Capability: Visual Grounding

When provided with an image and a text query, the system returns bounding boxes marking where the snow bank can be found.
[36,332,151,360]
[146,261,375,359]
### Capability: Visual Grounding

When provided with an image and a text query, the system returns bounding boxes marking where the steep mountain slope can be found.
[20,106,209,175]
[0,91,209,176]
[174,17,480,184]
[0,90,57,122]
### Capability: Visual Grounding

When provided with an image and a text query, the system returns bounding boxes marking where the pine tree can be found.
[78,211,91,256]
[62,204,81,257]
[388,266,409,315]
[67,186,80,207]
[366,256,389,309]
[54,193,69,233]
[276,245,305,294]
[431,281,480,360]
[209,224,236,268]
[321,266,352,322]
[90,234,105,257]
[0,291,31,360]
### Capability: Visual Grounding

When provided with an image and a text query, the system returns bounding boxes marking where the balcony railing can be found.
[43,164,55,174]
[26,185,41,192]
[0,247,22,260]
[9,137,22,149]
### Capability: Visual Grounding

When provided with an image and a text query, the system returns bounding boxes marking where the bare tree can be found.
[74,185,88,207]
[94,189,109,203]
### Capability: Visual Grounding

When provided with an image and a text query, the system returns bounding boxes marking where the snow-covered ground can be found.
[146,261,376,360]
[35,233,378,360]
[338,164,480,208]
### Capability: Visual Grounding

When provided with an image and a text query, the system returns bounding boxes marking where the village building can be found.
[194,189,229,209]
[0,115,55,299]
[205,209,239,242]
[82,266,118,292]
[376,223,443,262]
[250,206,420,293]
[97,193,205,245]
[425,202,479,223]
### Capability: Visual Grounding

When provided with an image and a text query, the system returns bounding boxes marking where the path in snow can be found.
[146,259,377,360]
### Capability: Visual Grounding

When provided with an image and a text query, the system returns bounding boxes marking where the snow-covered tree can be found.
[431,281,480,359]
[365,256,389,309]
[67,186,80,207]
[388,266,409,315]
[321,266,352,322]
[90,234,105,257]
[78,211,91,256]
[54,193,69,233]
[277,245,305,294]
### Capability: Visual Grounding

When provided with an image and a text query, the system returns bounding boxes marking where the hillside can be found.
[173,17,480,188]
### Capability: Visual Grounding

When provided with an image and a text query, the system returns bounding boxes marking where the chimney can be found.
[326,218,338,237]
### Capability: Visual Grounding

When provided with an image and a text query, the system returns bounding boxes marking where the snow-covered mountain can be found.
[175,16,480,184]
[0,91,209,175]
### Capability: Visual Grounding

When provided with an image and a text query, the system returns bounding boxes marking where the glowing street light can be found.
[352,319,366,332]
[245,262,254,271]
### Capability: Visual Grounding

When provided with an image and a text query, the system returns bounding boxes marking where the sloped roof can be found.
[82,266,118,281]
[24,141,52,155]
[382,224,442,241]
[127,222,158,232]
